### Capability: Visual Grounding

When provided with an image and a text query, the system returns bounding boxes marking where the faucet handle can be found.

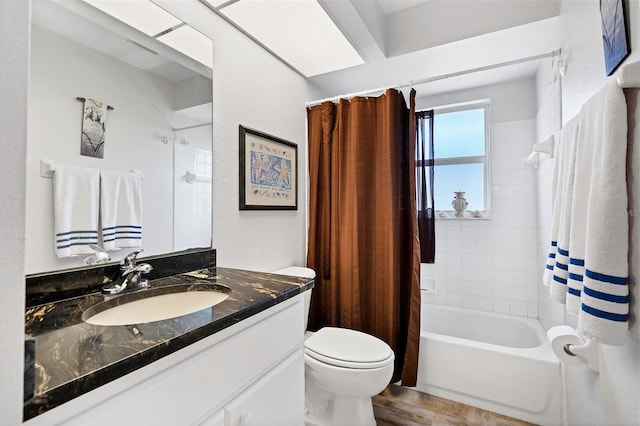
[84,244,111,265]
[121,249,144,270]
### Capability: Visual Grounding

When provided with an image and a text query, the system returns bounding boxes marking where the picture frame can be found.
[239,125,298,210]
[600,0,630,76]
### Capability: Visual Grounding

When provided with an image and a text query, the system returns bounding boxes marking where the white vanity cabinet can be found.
[26,296,305,426]
[222,351,303,426]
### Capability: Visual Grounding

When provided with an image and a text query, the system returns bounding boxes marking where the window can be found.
[430,102,490,217]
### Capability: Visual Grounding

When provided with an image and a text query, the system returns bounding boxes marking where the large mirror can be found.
[26,0,213,274]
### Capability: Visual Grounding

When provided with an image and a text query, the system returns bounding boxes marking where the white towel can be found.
[544,116,580,305]
[100,170,143,251]
[575,80,629,345]
[53,165,100,258]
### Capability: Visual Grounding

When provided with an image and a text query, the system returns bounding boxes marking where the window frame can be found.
[426,100,491,219]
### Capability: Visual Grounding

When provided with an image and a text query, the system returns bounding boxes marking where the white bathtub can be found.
[416,304,563,425]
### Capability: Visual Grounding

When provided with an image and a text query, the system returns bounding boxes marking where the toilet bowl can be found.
[273,267,395,426]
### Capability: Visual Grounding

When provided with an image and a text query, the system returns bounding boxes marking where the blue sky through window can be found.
[430,105,488,211]
[434,108,485,159]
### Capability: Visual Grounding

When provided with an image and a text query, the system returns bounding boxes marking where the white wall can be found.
[418,79,540,317]
[0,1,29,424]
[535,0,640,424]
[156,0,325,272]
[415,78,538,123]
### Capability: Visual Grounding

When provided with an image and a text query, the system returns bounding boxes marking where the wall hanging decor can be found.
[239,125,297,210]
[78,97,113,158]
[600,0,630,76]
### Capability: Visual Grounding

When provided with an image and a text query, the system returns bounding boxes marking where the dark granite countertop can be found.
[23,266,314,421]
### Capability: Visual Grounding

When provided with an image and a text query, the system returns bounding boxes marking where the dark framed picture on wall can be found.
[239,125,298,210]
[600,0,630,76]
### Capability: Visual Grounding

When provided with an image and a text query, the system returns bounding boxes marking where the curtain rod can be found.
[306,49,561,108]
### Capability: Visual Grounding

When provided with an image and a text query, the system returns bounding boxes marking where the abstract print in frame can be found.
[239,125,297,210]
[600,0,630,76]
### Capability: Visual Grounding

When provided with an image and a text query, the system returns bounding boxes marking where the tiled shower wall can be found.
[421,119,539,317]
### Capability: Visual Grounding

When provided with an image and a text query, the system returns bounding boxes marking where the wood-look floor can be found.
[372,385,536,426]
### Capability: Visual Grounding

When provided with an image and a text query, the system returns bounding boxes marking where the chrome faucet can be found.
[101,249,153,295]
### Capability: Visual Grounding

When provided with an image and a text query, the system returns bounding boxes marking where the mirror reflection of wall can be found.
[25,0,213,274]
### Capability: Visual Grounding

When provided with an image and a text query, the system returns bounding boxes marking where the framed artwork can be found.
[239,125,297,210]
[600,0,630,76]
[78,97,113,158]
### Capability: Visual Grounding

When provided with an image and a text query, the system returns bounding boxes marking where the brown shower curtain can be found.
[306,89,422,385]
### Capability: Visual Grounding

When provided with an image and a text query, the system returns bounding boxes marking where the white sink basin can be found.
[84,289,229,326]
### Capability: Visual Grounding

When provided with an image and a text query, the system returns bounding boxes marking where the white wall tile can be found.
[460,240,477,254]
[493,283,511,299]
[462,295,479,310]
[509,300,528,316]
[448,279,463,294]
[422,292,435,304]
[476,268,492,283]
[447,293,463,308]
[494,299,510,314]
[447,239,462,253]
[462,268,478,282]
[461,253,477,267]
[510,286,528,301]
[447,266,462,280]
[476,254,493,268]
[423,118,539,319]
[477,282,493,297]
[434,263,448,279]
[447,253,462,266]
[446,225,462,240]
[478,297,494,312]
[421,263,435,278]
[434,292,448,305]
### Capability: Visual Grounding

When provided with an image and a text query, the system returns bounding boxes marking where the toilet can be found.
[273,266,394,426]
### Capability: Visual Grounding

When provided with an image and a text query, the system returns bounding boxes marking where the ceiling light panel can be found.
[219,0,364,77]
[157,26,214,67]
[84,0,182,36]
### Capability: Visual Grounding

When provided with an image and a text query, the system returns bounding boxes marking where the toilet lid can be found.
[304,327,394,369]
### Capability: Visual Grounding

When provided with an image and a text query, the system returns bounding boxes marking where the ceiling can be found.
[377,0,430,15]
[310,0,562,99]
[205,0,562,100]
[42,0,563,102]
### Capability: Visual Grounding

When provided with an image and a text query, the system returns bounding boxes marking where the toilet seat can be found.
[304,327,394,369]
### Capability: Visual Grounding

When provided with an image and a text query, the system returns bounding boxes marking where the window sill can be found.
[435,210,490,220]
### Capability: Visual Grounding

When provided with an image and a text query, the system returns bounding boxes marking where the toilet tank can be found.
[272,266,315,331]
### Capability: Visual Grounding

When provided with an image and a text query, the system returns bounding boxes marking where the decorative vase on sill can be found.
[452,191,468,217]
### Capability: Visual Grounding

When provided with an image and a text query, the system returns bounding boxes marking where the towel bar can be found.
[40,159,55,178]
[533,136,555,158]
[523,135,555,168]
[40,159,143,179]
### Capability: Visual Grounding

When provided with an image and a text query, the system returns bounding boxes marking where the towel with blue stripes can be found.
[543,80,629,346]
[100,170,143,251]
[54,165,100,258]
